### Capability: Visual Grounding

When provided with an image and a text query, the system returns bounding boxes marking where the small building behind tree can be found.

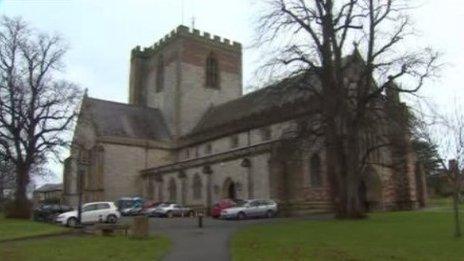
[33,183,63,205]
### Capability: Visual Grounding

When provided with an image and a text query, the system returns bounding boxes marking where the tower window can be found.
[205,53,219,88]
[168,177,177,202]
[230,135,239,148]
[204,143,212,155]
[260,127,272,141]
[156,55,164,92]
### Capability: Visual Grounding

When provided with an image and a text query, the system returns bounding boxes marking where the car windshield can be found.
[117,200,134,209]
[236,201,249,207]
[117,198,144,209]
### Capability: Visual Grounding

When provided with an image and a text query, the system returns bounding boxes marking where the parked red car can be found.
[211,199,244,218]
[140,200,163,215]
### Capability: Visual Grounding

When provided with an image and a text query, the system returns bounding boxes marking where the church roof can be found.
[35,183,62,192]
[81,97,171,141]
[185,53,368,142]
[187,73,320,138]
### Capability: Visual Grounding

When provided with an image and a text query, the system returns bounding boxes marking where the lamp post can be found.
[76,149,86,227]
[77,159,85,226]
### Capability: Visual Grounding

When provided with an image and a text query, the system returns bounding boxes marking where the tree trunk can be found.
[345,170,366,218]
[0,174,4,209]
[324,119,345,217]
[452,190,461,238]
[335,120,367,219]
[12,165,31,218]
[452,162,461,238]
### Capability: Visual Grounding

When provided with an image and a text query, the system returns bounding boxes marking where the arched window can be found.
[193,174,202,199]
[156,54,164,92]
[260,127,272,141]
[205,53,219,88]
[168,178,177,202]
[310,154,322,187]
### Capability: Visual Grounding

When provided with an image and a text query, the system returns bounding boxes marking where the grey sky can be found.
[1,0,463,184]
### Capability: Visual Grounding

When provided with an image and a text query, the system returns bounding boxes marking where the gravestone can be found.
[132,216,149,239]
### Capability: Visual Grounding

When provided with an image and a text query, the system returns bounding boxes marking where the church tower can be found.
[129,25,243,139]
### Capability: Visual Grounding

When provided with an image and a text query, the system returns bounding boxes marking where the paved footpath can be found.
[123,215,333,261]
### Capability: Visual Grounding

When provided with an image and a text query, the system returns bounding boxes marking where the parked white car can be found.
[220,199,278,220]
[147,203,195,218]
[55,202,120,227]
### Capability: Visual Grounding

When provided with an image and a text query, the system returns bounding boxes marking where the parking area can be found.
[120,216,285,261]
[122,215,284,231]
[120,215,332,261]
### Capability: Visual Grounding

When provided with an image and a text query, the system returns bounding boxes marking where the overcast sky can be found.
[1,0,463,184]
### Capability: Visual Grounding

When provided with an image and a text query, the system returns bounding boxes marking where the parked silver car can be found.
[220,199,277,220]
[148,203,195,218]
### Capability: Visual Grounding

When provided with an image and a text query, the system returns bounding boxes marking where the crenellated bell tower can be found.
[129,25,243,139]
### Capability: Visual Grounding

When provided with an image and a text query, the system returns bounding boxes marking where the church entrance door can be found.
[222,178,236,199]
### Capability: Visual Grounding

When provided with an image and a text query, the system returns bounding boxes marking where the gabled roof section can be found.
[35,183,62,192]
[81,97,171,141]
[188,72,320,137]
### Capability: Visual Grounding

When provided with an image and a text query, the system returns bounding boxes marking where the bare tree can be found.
[256,0,439,218]
[0,16,81,218]
[0,153,15,208]
[414,103,462,237]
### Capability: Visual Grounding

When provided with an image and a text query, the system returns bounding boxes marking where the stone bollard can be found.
[132,216,149,239]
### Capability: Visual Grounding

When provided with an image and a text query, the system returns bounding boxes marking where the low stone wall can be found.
[278,201,334,217]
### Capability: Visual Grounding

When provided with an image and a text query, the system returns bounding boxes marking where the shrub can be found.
[4,199,32,219]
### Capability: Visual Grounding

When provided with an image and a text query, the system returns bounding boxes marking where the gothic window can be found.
[205,53,219,88]
[193,174,202,199]
[147,177,154,199]
[79,149,90,164]
[168,178,177,202]
[204,143,212,155]
[260,127,272,141]
[230,135,239,148]
[310,154,322,187]
[156,54,164,92]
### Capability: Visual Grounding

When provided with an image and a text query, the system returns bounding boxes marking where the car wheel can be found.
[237,212,246,220]
[166,211,174,218]
[67,217,78,227]
[106,214,118,224]
[266,210,275,218]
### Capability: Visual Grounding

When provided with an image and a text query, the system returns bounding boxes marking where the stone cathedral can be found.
[62,25,427,215]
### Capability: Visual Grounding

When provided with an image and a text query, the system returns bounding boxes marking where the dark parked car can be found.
[33,204,73,222]
[121,205,143,216]
[116,197,144,214]
[211,199,245,218]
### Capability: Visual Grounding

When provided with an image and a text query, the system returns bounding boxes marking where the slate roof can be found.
[81,97,170,141]
[189,72,320,136]
[35,183,62,192]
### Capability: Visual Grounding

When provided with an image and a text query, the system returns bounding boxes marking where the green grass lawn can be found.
[0,235,171,261]
[0,216,69,241]
[232,199,464,261]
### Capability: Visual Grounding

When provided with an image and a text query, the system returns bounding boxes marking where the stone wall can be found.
[101,143,172,202]
[179,120,294,161]
[145,152,271,209]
